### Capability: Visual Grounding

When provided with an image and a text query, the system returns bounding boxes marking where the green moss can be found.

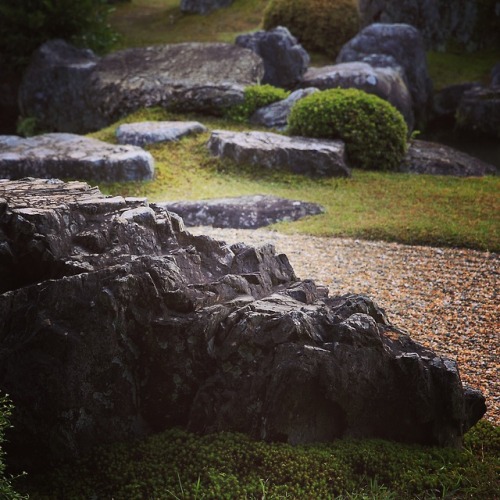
[288,88,409,171]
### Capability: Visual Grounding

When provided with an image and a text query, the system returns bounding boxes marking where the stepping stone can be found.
[207,130,350,177]
[158,194,324,229]
[0,133,154,182]
[116,121,207,146]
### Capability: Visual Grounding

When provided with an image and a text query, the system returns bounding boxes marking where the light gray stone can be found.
[250,88,319,130]
[116,121,207,146]
[0,133,154,182]
[301,62,414,131]
[207,130,350,177]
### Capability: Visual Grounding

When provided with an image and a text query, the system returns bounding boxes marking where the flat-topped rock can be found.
[0,133,154,182]
[207,130,350,177]
[158,195,324,228]
[402,140,497,176]
[116,121,207,146]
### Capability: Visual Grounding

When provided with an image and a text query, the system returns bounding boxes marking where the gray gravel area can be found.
[190,227,499,426]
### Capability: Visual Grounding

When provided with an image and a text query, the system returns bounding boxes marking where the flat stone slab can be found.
[158,194,325,229]
[116,121,207,146]
[207,130,350,177]
[0,133,154,182]
[401,140,497,176]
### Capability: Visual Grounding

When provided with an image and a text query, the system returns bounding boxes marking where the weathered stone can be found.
[158,195,324,228]
[116,121,207,146]
[432,83,482,123]
[88,43,263,122]
[357,0,500,51]
[235,26,310,89]
[401,140,497,176]
[18,39,104,134]
[492,62,500,86]
[0,178,486,473]
[250,88,319,130]
[0,133,154,182]
[456,86,500,138]
[301,62,414,130]
[207,130,351,177]
[337,23,432,127]
[180,0,234,15]
[19,41,264,133]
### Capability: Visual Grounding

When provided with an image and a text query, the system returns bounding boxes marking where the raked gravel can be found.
[189,227,499,426]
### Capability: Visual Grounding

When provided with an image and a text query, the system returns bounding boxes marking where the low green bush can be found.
[263,0,360,58]
[225,84,290,122]
[288,88,409,171]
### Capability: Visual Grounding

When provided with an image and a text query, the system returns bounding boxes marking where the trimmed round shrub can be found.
[263,0,360,58]
[288,88,409,171]
[225,84,290,122]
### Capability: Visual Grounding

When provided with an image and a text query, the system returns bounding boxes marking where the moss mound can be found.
[262,0,360,58]
[288,88,409,171]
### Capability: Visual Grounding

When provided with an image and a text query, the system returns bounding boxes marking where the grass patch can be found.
[23,421,500,499]
[90,108,499,252]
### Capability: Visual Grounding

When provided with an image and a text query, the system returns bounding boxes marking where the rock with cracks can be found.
[0,133,154,182]
[207,130,351,177]
[159,195,325,228]
[0,178,486,472]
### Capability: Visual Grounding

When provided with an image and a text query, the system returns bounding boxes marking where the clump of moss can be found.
[263,0,360,58]
[288,88,409,171]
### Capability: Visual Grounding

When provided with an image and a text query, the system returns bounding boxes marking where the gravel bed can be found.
[190,227,499,426]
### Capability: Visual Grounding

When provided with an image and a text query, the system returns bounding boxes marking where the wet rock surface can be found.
[0,178,486,471]
[0,133,154,182]
[207,130,351,177]
[159,195,324,228]
[116,121,207,146]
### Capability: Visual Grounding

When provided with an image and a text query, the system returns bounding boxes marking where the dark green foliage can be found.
[0,0,118,70]
[288,89,409,171]
[225,84,290,123]
[25,423,500,499]
[263,0,360,58]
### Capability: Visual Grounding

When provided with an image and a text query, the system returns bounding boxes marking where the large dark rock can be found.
[235,26,310,89]
[180,0,234,15]
[492,62,500,86]
[337,23,432,128]
[301,62,414,131]
[0,178,486,472]
[0,133,154,182]
[18,40,264,134]
[432,83,482,124]
[159,195,324,228]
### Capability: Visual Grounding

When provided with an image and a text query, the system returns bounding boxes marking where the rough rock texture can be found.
[492,62,500,86]
[18,39,104,134]
[0,178,486,471]
[207,130,351,177]
[432,83,482,123]
[159,195,324,228]
[19,40,264,134]
[401,140,497,176]
[235,26,310,89]
[116,121,207,146]
[0,133,154,182]
[357,0,500,51]
[301,62,414,131]
[180,0,234,15]
[456,86,500,138]
[337,23,432,127]
[250,88,319,130]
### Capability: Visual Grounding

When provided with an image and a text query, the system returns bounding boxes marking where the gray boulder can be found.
[235,26,310,89]
[19,40,264,134]
[0,178,486,471]
[491,62,500,87]
[337,23,432,127]
[456,87,500,138]
[18,39,105,134]
[116,121,207,146]
[207,130,351,177]
[250,88,319,130]
[0,133,154,182]
[180,0,234,15]
[401,140,497,176]
[432,83,482,123]
[301,62,414,131]
[159,195,324,228]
